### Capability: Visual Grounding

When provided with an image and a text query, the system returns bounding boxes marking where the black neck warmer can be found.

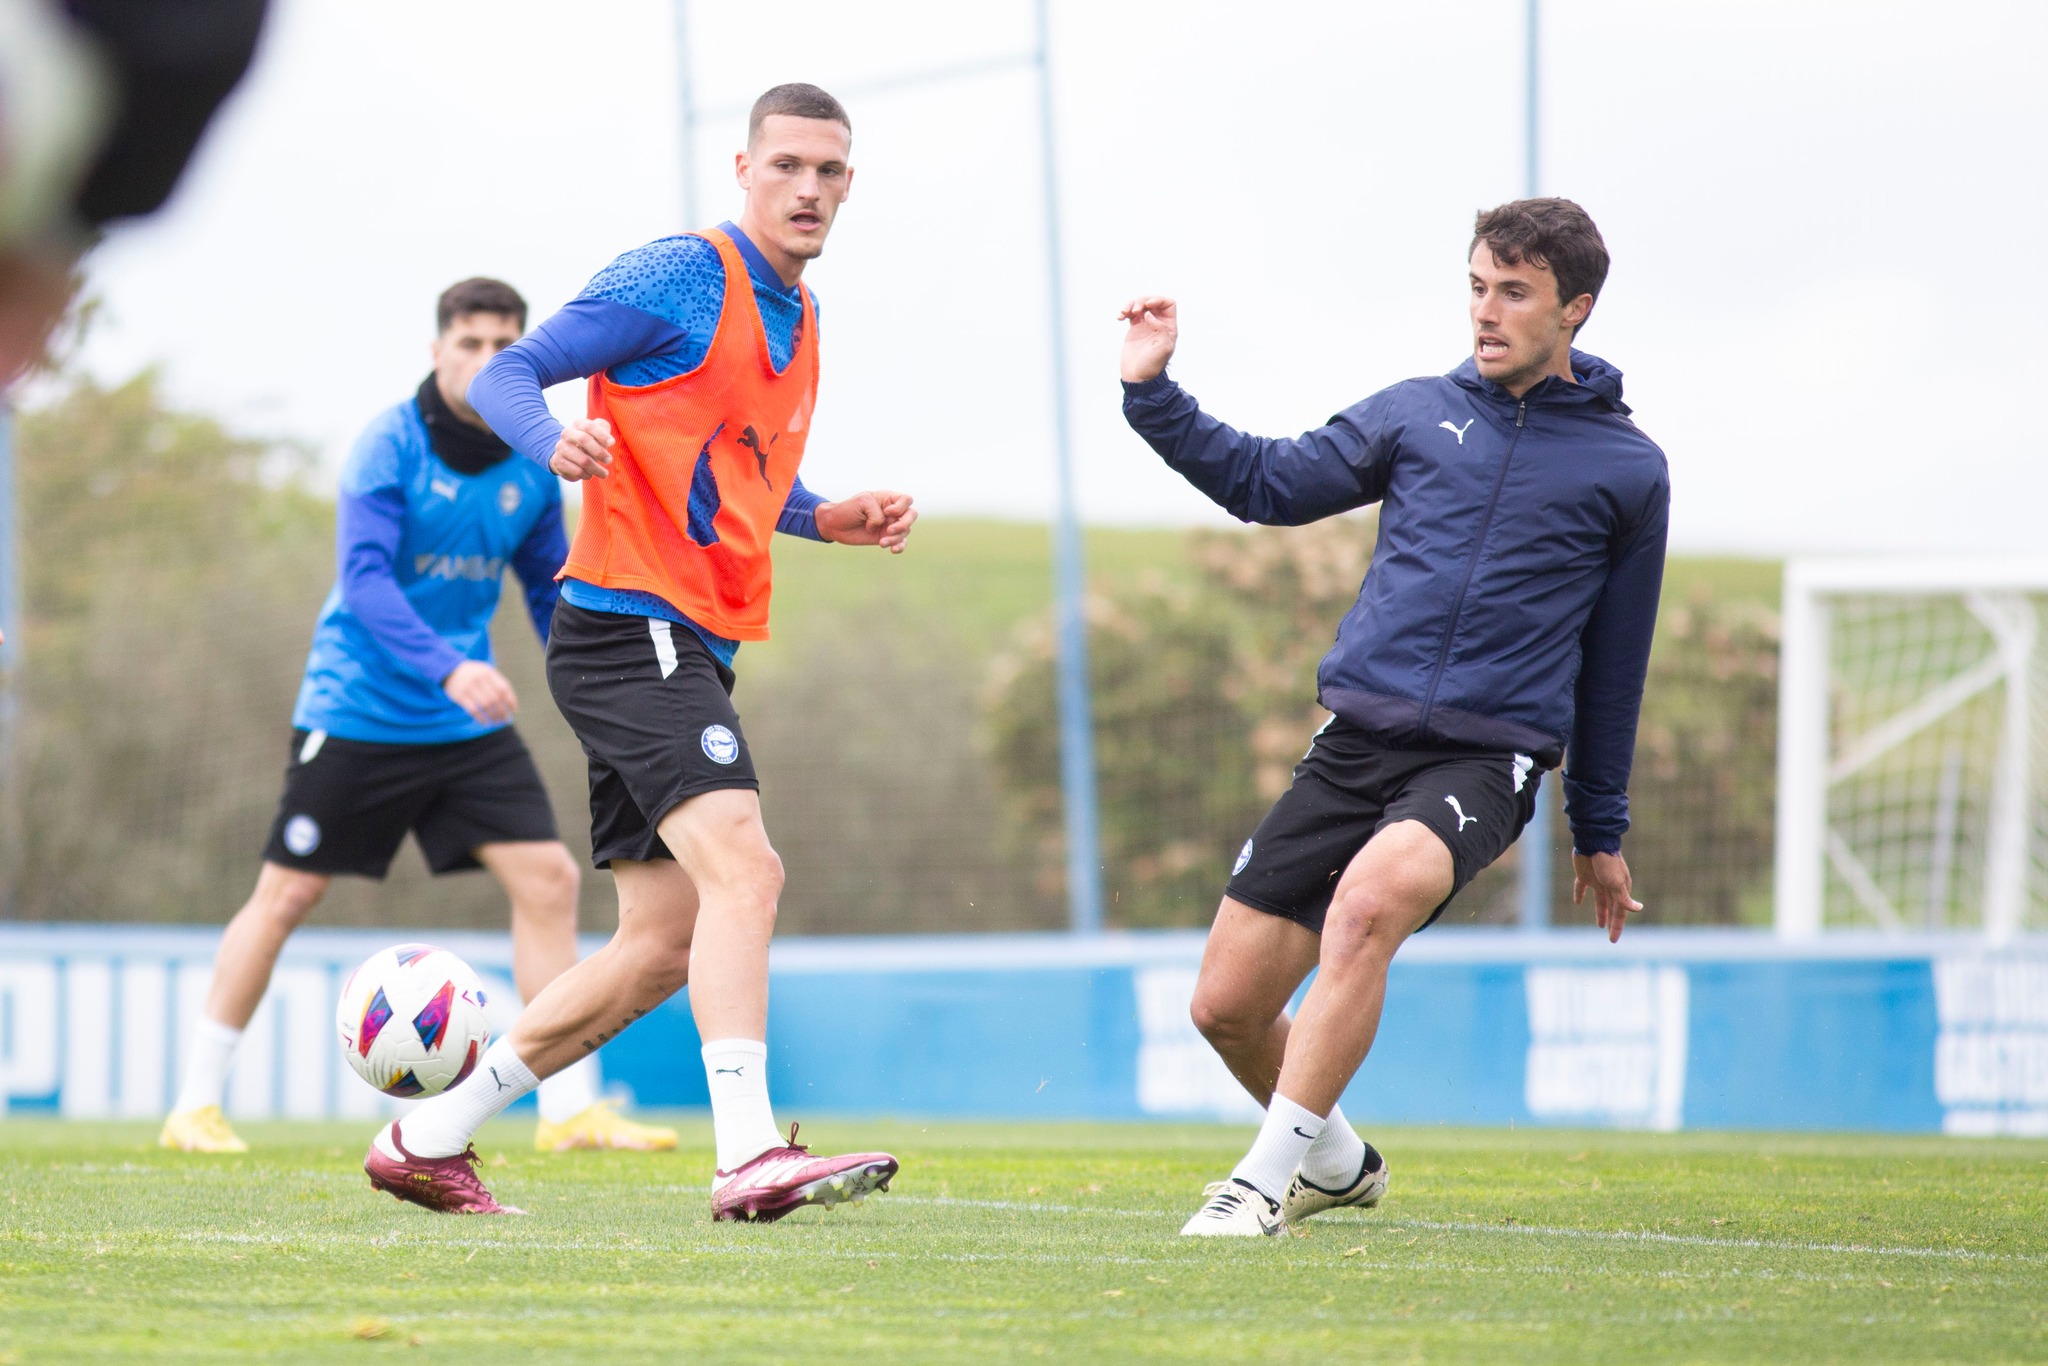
[416,373,512,475]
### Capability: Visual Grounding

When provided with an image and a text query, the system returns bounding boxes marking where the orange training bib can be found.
[561,227,818,641]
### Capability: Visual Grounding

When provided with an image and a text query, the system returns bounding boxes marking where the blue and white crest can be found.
[1233,838,1254,876]
[284,814,321,857]
[701,724,739,765]
[498,481,522,516]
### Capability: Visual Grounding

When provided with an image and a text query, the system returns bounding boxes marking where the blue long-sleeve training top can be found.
[468,220,831,665]
[292,396,566,745]
[1122,349,1669,855]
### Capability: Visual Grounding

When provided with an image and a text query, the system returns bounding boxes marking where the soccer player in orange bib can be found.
[361,84,914,1220]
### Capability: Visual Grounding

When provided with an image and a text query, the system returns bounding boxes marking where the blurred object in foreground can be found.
[0,0,268,384]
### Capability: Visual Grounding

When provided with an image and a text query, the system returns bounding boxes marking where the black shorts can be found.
[1224,717,1542,933]
[261,726,559,878]
[545,602,759,868]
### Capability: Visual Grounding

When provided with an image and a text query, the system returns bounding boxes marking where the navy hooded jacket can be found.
[1122,349,1669,856]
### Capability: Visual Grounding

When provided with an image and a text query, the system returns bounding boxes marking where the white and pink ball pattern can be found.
[335,943,492,1098]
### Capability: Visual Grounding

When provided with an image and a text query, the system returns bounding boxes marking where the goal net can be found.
[1775,558,2048,941]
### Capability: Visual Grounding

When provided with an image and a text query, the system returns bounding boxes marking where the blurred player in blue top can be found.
[160,278,674,1157]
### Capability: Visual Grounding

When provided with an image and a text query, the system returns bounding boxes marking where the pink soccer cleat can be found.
[710,1123,898,1224]
[364,1121,526,1215]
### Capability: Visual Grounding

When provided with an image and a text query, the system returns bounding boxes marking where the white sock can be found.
[1231,1092,1325,1204]
[173,1017,242,1114]
[536,1055,602,1125]
[702,1038,781,1178]
[391,1039,539,1159]
[1299,1100,1371,1189]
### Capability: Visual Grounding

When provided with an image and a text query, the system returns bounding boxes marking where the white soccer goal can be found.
[1776,558,2048,942]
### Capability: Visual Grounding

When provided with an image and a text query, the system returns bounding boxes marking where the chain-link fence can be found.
[0,371,1781,934]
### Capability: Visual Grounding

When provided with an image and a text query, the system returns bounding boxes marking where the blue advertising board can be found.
[0,925,2041,1134]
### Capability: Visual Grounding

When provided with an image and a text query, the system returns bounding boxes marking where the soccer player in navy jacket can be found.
[160,279,673,1156]
[1120,199,1668,1237]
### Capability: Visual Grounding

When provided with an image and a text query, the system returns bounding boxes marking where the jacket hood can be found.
[1448,348,1629,415]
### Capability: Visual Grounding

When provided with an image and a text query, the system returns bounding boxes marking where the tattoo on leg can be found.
[582,1008,650,1054]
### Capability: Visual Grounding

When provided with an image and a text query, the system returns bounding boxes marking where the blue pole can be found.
[674,0,699,228]
[1033,0,1104,935]
[1516,0,1553,932]
[1524,0,1540,204]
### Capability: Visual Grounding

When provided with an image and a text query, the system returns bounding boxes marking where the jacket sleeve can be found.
[1561,480,1670,855]
[1120,373,1396,526]
[337,485,467,686]
[507,489,567,645]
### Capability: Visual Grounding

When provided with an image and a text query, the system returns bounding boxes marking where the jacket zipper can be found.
[1417,398,1526,733]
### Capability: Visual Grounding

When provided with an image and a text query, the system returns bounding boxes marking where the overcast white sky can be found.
[74,0,2047,555]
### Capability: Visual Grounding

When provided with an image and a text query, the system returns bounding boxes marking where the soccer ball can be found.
[336,943,491,1098]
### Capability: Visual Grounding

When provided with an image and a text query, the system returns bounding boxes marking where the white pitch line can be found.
[1371,1217,2036,1264]
[894,1197,2037,1265]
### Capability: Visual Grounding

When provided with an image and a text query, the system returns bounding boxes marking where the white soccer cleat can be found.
[1282,1145,1389,1225]
[1179,1178,1286,1237]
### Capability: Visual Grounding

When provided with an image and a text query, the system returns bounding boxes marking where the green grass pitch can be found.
[2,1118,2044,1363]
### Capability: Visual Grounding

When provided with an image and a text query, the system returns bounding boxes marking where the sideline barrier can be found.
[0,926,2043,1134]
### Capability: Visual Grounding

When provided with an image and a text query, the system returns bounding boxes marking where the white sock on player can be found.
[536,1054,601,1125]
[172,1016,242,1114]
[1299,1099,1370,1189]
[389,1038,538,1159]
[702,1038,781,1179]
[1231,1092,1325,1204]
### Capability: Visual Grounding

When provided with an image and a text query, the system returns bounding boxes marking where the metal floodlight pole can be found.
[675,0,700,227]
[670,0,1104,933]
[1033,0,1104,935]
[1516,0,1554,932]
[1524,0,1541,204]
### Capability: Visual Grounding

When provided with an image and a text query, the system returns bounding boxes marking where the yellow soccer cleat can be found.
[158,1105,249,1153]
[534,1100,678,1153]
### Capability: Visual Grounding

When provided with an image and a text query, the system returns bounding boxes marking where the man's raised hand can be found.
[1118,296,1178,384]
[550,417,615,482]
[1572,850,1644,943]
[817,491,917,554]
[442,660,518,725]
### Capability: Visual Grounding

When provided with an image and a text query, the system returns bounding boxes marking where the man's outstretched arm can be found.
[468,298,688,481]
[1563,484,1670,941]
[1117,296,1395,526]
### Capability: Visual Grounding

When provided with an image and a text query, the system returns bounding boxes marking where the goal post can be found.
[1775,557,2048,943]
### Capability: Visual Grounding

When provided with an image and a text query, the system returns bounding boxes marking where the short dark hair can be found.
[747,83,850,145]
[436,277,526,333]
[1470,198,1609,331]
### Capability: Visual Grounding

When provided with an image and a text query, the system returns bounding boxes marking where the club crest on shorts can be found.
[283,814,321,856]
[498,481,521,516]
[701,724,740,765]
[1233,838,1255,876]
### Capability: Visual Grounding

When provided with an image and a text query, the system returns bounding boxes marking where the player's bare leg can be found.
[492,853,703,1078]
[380,789,892,1217]
[1183,823,1442,1236]
[1189,899,1318,1104]
[1186,896,1389,1229]
[201,863,333,1030]
[1275,821,1449,1113]
[159,864,330,1152]
[477,840,581,1002]
[636,791,893,1221]
[477,840,678,1152]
